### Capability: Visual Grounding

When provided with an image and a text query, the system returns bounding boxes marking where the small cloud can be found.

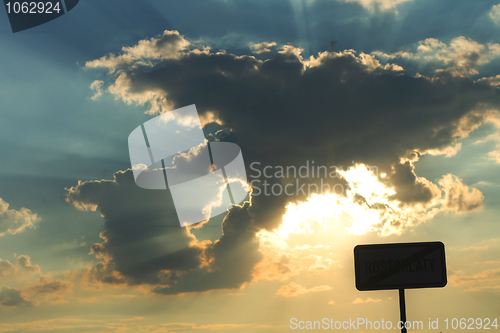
[276,282,332,297]
[90,80,104,100]
[250,42,277,54]
[29,276,72,294]
[85,30,191,73]
[439,174,483,213]
[352,297,382,304]
[490,4,500,25]
[16,255,41,274]
[0,198,39,237]
[328,300,335,305]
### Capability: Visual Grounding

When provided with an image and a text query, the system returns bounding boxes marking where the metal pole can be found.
[399,288,407,333]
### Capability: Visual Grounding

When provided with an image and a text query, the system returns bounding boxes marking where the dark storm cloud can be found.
[153,202,262,295]
[67,170,202,285]
[73,30,498,294]
[87,32,498,209]
[67,170,262,292]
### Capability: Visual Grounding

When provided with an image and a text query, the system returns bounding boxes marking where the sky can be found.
[1,0,500,332]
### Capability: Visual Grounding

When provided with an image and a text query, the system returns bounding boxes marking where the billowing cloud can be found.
[275,281,332,297]
[0,286,38,307]
[0,198,39,237]
[439,174,483,213]
[373,36,500,76]
[76,30,496,295]
[85,30,191,74]
[67,170,262,295]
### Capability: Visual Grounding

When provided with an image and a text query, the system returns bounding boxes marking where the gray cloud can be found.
[71,30,497,294]
[68,170,261,294]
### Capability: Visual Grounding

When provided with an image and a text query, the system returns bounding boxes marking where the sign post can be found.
[399,289,406,333]
[354,241,447,333]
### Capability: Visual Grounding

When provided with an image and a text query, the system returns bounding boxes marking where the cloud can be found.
[15,255,41,274]
[77,30,498,294]
[85,30,191,74]
[251,42,277,54]
[0,255,40,281]
[352,297,382,304]
[439,174,483,213]
[67,170,262,295]
[275,282,332,297]
[373,36,500,76]
[477,74,500,87]
[338,0,412,12]
[29,276,72,294]
[461,245,489,251]
[490,4,500,25]
[471,112,500,163]
[449,268,500,291]
[90,80,104,100]
[0,318,251,332]
[0,198,39,237]
[0,286,38,307]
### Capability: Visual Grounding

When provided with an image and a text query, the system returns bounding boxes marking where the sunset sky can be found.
[1,0,500,332]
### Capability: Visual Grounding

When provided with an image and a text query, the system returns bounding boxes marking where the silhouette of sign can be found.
[354,241,447,291]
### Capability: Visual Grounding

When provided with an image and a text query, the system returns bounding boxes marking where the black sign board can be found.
[354,241,447,291]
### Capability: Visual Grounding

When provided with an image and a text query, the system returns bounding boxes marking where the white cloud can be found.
[89,80,104,100]
[0,198,39,237]
[85,30,191,73]
[250,42,277,54]
[489,4,500,25]
[373,36,500,76]
[439,174,484,213]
